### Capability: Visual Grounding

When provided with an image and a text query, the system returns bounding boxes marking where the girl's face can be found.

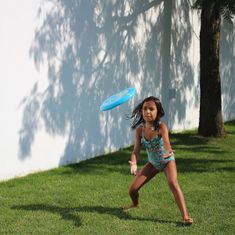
[142,100,157,122]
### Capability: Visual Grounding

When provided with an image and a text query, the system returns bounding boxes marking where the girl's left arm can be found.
[160,122,175,158]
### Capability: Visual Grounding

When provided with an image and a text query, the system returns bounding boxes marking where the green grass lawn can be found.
[0,121,234,235]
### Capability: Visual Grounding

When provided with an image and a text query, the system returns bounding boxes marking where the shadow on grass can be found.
[61,149,146,176]
[60,156,234,176]
[12,204,178,227]
[175,158,235,173]
[61,148,234,175]
[225,120,235,135]
[62,156,235,176]
[225,120,235,127]
[58,123,235,175]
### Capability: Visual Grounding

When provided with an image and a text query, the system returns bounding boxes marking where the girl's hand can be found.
[161,149,175,159]
[128,161,137,175]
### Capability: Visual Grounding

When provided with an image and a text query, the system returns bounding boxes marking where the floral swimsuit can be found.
[141,130,175,171]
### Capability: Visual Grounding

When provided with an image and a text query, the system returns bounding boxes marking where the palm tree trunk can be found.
[198,4,225,137]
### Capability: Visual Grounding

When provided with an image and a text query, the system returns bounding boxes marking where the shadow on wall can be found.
[18,0,195,165]
[170,0,198,127]
[221,20,235,121]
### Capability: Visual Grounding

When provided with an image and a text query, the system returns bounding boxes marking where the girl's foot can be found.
[182,217,193,225]
[123,204,139,212]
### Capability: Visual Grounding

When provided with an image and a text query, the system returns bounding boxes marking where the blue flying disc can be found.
[100,87,136,111]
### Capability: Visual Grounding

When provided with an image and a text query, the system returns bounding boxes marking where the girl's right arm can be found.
[129,127,142,175]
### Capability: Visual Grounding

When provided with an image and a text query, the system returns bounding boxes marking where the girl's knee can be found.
[168,179,179,191]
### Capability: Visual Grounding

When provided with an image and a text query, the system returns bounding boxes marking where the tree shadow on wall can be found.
[220,20,235,121]
[18,0,195,166]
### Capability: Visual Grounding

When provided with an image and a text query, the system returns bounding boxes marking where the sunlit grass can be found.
[0,121,234,234]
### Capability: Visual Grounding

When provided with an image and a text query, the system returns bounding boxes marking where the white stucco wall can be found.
[0,1,69,180]
[0,0,234,181]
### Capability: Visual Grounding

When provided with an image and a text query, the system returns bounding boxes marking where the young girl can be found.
[124,96,193,225]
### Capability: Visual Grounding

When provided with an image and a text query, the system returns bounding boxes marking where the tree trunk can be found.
[198,4,225,137]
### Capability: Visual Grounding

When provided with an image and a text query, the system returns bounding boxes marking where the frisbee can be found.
[100,87,136,111]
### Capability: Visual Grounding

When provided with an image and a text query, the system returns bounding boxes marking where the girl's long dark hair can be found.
[128,96,165,130]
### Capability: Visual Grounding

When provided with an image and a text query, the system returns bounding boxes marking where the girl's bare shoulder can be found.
[136,126,143,137]
[159,121,169,133]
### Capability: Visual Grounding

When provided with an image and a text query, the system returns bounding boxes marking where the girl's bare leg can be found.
[164,161,193,224]
[124,162,159,211]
